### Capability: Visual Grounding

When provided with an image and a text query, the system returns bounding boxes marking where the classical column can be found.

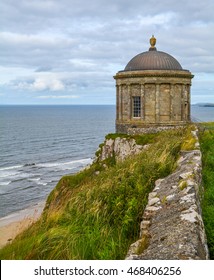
[182,84,187,121]
[128,84,131,120]
[116,85,119,120]
[118,85,122,120]
[155,84,160,122]
[187,84,191,121]
[170,83,174,121]
[140,84,145,120]
[181,84,185,121]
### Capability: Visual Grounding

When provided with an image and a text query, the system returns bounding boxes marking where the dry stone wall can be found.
[126,128,209,259]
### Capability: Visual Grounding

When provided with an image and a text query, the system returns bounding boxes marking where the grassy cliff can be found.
[199,123,214,259]
[0,126,205,259]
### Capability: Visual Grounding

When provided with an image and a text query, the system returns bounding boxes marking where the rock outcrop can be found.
[95,137,145,162]
[126,128,209,260]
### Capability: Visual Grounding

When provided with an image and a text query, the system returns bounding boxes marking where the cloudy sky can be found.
[0,0,213,105]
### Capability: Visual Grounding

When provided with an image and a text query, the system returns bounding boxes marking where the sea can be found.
[0,104,214,219]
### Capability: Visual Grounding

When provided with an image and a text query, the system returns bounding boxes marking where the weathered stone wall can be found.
[127,125,185,135]
[126,128,209,260]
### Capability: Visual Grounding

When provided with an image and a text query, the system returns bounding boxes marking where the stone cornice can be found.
[114,70,194,80]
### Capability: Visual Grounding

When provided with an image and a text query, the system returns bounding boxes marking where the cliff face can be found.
[95,137,146,162]
[97,129,209,260]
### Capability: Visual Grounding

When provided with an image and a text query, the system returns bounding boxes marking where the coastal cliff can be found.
[0,125,211,259]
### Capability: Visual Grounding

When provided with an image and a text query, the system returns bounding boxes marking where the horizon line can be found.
[0,103,212,106]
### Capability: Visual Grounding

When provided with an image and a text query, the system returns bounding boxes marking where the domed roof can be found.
[124,36,182,71]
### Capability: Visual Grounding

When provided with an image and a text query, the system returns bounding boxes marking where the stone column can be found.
[181,84,185,121]
[155,84,160,122]
[182,84,190,122]
[116,85,119,120]
[170,83,174,121]
[118,85,122,120]
[187,84,191,121]
[140,84,145,120]
[128,84,131,120]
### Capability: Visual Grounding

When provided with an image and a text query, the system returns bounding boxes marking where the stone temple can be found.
[114,36,194,134]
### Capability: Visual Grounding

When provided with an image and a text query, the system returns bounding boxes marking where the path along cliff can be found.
[96,127,209,260]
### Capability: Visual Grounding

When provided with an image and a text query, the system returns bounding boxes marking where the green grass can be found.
[105,133,157,146]
[199,123,214,259]
[0,127,194,260]
[180,124,198,150]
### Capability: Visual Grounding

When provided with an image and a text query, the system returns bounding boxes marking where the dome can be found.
[124,36,182,71]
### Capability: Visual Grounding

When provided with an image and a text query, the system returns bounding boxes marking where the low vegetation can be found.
[199,122,214,259]
[105,133,157,146]
[0,126,199,259]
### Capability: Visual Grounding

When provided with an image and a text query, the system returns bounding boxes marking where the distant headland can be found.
[193,103,214,107]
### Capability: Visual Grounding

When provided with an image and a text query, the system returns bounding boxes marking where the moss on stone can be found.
[179,180,188,190]
[136,236,149,255]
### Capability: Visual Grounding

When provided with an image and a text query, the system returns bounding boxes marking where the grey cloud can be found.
[1,1,213,33]
[35,66,53,72]
[0,0,213,104]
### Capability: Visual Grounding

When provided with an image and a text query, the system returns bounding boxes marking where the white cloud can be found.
[37,95,79,99]
[69,59,96,70]
[32,78,65,91]
[139,12,177,27]
[14,77,65,92]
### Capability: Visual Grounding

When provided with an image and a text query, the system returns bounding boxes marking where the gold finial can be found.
[150,35,156,48]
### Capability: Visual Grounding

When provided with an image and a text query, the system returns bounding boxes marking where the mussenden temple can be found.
[114,36,194,134]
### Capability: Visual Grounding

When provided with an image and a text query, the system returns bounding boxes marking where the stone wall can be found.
[127,125,184,135]
[116,123,188,135]
[126,128,209,260]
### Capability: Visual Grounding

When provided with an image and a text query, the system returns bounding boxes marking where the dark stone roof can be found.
[124,48,182,71]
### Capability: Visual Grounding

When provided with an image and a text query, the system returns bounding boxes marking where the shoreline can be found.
[0,201,45,249]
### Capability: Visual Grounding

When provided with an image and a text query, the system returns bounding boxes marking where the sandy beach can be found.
[0,201,45,249]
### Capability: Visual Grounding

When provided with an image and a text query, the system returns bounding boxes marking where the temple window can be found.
[133,96,141,117]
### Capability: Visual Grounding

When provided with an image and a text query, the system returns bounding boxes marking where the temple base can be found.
[116,121,190,135]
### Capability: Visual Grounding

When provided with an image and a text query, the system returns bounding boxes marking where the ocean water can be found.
[191,105,214,122]
[0,104,214,219]
[0,105,115,218]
